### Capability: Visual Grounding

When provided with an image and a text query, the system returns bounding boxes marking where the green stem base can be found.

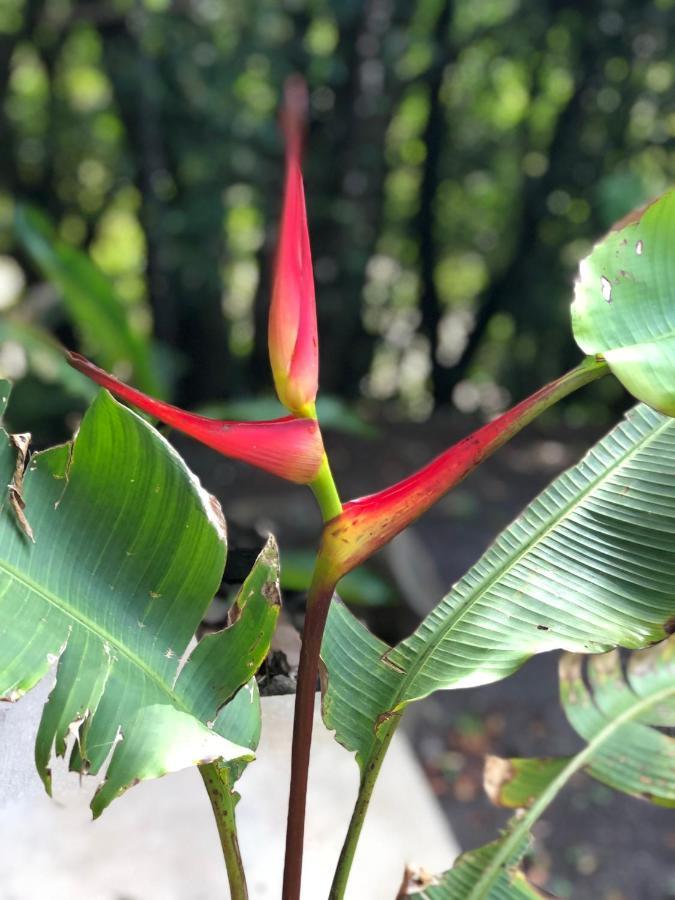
[329,714,401,899]
[199,762,248,900]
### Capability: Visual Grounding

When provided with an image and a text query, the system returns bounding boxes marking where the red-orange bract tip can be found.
[268,76,318,417]
[67,352,324,484]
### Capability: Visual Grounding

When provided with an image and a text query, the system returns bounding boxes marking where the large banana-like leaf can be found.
[14,204,162,396]
[322,403,675,773]
[0,381,280,815]
[448,640,675,899]
[486,637,675,811]
[572,190,675,415]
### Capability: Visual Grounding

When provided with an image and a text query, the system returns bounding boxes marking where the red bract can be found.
[67,352,324,484]
[319,361,603,579]
[268,77,318,417]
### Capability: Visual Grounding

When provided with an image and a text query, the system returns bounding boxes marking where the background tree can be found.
[1,0,673,427]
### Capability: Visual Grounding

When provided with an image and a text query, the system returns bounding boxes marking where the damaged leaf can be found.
[396,836,549,899]
[8,432,34,542]
[0,384,280,815]
[487,638,675,812]
[483,756,568,810]
[572,190,675,415]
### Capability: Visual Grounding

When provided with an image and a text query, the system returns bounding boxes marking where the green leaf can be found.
[280,549,397,608]
[572,190,675,415]
[14,204,163,397]
[0,385,280,815]
[322,404,675,774]
[211,678,262,788]
[489,639,675,811]
[92,703,252,816]
[398,837,547,899]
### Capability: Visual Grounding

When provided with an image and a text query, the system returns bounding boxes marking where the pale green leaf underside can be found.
[323,404,675,770]
[572,190,675,415]
[496,638,675,811]
[0,387,279,814]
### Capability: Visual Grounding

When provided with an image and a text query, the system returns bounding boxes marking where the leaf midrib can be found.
[0,556,193,716]
[390,409,671,707]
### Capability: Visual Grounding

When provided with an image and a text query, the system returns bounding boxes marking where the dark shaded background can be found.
[1,0,674,431]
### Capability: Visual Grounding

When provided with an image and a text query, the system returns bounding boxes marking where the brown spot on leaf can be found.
[396,865,439,897]
[227,602,242,626]
[261,579,281,606]
[318,658,330,705]
[374,708,401,733]
[208,493,227,539]
[380,651,405,674]
[664,617,675,636]
[483,755,516,807]
[609,196,659,232]
[9,432,34,542]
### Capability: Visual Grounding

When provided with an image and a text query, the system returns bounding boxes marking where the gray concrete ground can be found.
[0,686,458,899]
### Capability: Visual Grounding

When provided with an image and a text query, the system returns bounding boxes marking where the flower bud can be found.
[268,77,318,416]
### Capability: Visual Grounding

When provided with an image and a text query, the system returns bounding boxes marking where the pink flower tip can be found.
[67,351,324,484]
[268,76,318,417]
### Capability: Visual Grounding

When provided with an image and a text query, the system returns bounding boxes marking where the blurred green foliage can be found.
[1,0,674,437]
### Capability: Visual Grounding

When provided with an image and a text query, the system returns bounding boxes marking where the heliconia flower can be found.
[318,359,607,580]
[268,76,319,417]
[67,352,324,484]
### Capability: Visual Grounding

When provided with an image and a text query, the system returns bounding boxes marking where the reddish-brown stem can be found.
[282,566,336,900]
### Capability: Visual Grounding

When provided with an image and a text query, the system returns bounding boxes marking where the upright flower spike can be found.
[67,352,324,484]
[268,76,319,417]
[318,358,609,581]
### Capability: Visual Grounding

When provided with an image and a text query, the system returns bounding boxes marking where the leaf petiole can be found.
[200,761,249,900]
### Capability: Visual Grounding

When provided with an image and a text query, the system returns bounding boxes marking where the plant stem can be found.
[310,453,343,522]
[283,563,337,900]
[200,762,249,900]
[329,714,401,900]
[283,447,342,900]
